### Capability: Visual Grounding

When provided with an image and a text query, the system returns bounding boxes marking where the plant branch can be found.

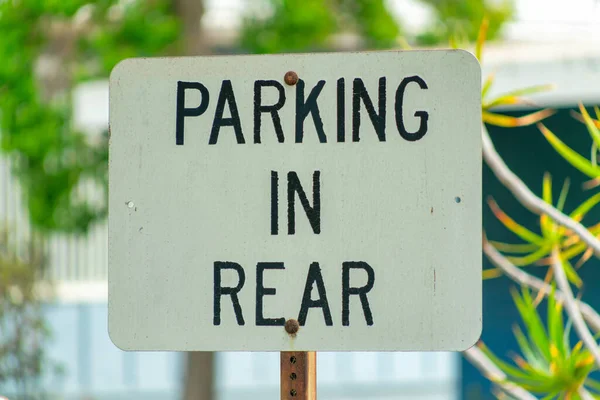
[482,125,600,257]
[463,346,538,400]
[551,247,600,369]
[483,238,600,333]
[579,387,595,400]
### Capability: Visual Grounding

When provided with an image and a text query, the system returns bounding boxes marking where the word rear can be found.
[213,261,374,327]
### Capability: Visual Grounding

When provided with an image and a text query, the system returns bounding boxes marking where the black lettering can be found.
[296,80,327,143]
[287,171,321,235]
[254,80,286,143]
[256,262,285,326]
[337,78,345,142]
[352,78,386,142]
[298,262,333,326]
[209,80,245,145]
[271,171,279,235]
[342,261,375,326]
[176,81,209,145]
[214,261,246,325]
[395,76,429,141]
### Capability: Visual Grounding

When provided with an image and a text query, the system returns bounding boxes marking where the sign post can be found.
[281,350,316,399]
[108,50,482,398]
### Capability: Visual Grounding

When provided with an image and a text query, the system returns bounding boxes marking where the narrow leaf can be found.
[482,72,495,99]
[571,110,600,129]
[557,178,570,212]
[579,103,600,148]
[488,198,545,245]
[508,244,552,267]
[489,241,539,253]
[539,123,600,178]
[574,247,593,269]
[484,109,556,128]
[569,192,600,221]
[483,268,503,280]
[485,84,555,110]
[475,17,488,62]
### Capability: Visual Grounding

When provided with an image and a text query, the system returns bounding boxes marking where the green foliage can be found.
[479,287,600,398]
[485,173,600,286]
[240,0,400,54]
[417,0,514,45]
[0,0,180,234]
[540,105,600,182]
[240,0,337,54]
[335,0,401,48]
[470,15,600,398]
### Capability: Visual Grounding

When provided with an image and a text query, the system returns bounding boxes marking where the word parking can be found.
[175,76,430,145]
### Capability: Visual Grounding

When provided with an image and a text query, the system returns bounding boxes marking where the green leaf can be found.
[488,198,546,245]
[579,103,600,149]
[539,124,600,179]
[482,72,495,99]
[586,379,600,391]
[561,242,587,261]
[547,286,566,358]
[479,343,550,382]
[485,84,555,110]
[514,325,547,370]
[475,17,488,62]
[512,287,551,361]
[484,109,556,128]
[570,192,600,221]
[508,244,552,266]
[562,259,583,288]
[557,179,570,212]
[543,172,553,205]
[489,241,539,254]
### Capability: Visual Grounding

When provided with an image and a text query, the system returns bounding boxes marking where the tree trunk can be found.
[171,1,215,399]
[173,0,208,55]
[183,352,214,400]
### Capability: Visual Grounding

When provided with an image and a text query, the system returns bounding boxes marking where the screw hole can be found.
[455,196,462,203]
[290,372,297,380]
[290,356,297,364]
[290,389,297,397]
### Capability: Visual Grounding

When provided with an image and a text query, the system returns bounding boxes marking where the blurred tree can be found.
[0,0,180,234]
[0,1,214,400]
[240,0,401,53]
[416,0,514,45]
[0,231,60,398]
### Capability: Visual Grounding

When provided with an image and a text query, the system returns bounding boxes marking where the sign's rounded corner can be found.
[107,318,135,352]
[458,318,483,352]
[109,57,139,85]
[449,49,482,78]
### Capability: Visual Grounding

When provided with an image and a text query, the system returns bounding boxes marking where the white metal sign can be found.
[108,50,482,352]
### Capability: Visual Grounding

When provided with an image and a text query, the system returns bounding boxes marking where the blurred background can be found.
[0,0,600,399]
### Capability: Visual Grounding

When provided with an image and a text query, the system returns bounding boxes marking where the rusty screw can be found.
[284,71,299,86]
[285,319,300,335]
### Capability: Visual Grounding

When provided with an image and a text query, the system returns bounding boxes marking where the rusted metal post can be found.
[280,351,316,400]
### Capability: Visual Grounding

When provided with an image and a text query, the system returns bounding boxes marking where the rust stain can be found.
[284,71,299,86]
[285,318,300,337]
